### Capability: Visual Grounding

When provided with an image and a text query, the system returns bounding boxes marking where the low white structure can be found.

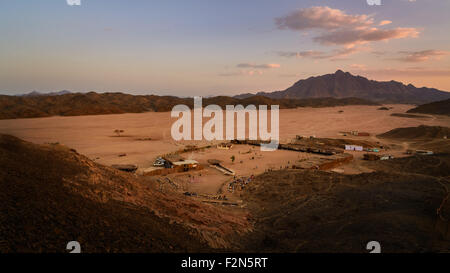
[380,155,394,160]
[345,145,363,151]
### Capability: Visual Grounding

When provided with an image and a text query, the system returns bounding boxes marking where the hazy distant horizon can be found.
[2,69,450,98]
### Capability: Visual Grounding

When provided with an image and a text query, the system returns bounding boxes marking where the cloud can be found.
[219,70,264,77]
[275,6,420,52]
[313,27,419,47]
[275,6,373,31]
[331,47,366,58]
[245,70,264,76]
[220,63,280,77]
[371,51,388,56]
[277,50,328,59]
[396,50,450,62]
[349,64,367,70]
[236,63,281,69]
[379,20,392,26]
[277,47,365,60]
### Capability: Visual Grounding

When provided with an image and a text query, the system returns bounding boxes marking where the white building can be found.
[345,145,363,151]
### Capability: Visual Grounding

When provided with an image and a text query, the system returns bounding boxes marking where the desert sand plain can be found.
[0,104,449,197]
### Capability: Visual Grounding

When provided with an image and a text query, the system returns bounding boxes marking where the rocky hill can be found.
[236,70,450,104]
[407,98,450,116]
[378,125,450,140]
[242,163,450,252]
[0,134,249,253]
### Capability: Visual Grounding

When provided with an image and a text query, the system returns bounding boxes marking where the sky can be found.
[1,0,449,96]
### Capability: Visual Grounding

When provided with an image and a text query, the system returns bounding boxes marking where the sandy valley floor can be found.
[1,104,449,196]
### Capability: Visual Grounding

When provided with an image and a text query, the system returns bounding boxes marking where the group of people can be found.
[228,175,255,193]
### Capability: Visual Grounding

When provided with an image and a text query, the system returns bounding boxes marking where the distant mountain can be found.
[407,98,450,116]
[16,90,72,97]
[236,70,450,104]
[0,92,378,120]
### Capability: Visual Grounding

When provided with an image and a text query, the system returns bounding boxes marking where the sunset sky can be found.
[1,0,449,96]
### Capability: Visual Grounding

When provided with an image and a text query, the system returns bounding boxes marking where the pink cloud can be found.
[277,46,367,60]
[219,69,265,77]
[396,50,450,62]
[220,63,280,77]
[275,6,373,30]
[314,27,419,47]
[379,20,392,26]
[237,63,281,69]
[277,50,328,59]
[275,6,420,54]
[349,64,367,70]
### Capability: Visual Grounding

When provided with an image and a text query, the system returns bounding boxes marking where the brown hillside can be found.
[378,125,450,140]
[407,99,450,116]
[242,164,450,253]
[0,135,249,253]
[0,92,377,120]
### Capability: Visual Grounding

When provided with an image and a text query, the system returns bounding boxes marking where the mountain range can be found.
[0,92,377,120]
[1,70,450,119]
[15,90,72,97]
[235,70,450,104]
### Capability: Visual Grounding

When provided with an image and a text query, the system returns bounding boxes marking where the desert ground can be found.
[0,104,449,197]
[0,105,445,157]
[1,104,450,252]
[0,106,448,177]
